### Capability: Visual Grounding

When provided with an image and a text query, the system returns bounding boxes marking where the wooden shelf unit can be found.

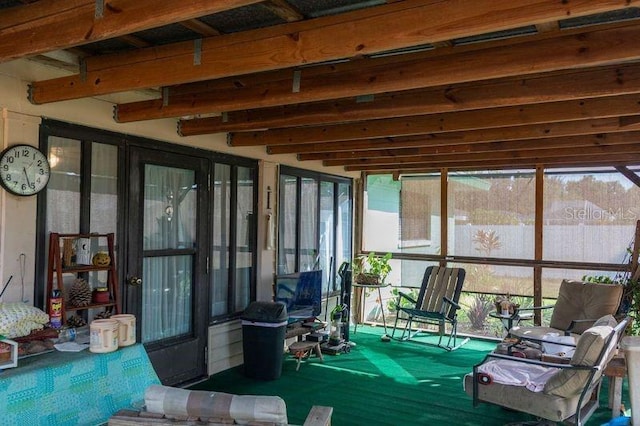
[46,232,120,325]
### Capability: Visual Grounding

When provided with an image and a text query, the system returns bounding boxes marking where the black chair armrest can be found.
[516,305,555,314]
[396,291,417,306]
[443,295,460,310]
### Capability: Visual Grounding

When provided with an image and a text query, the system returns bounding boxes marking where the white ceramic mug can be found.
[90,319,119,353]
[110,314,136,347]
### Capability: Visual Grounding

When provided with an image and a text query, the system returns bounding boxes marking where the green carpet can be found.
[190,326,627,425]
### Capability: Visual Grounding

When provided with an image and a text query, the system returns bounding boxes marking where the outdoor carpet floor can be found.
[190,326,627,425]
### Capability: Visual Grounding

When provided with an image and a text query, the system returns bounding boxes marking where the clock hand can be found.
[23,167,32,187]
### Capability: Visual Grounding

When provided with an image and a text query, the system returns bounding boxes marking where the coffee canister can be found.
[89,319,119,353]
[110,314,136,347]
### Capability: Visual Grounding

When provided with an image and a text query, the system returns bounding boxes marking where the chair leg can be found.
[390,314,412,341]
[403,317,414,340]
[438,319,469,351]
[390,313,400,340]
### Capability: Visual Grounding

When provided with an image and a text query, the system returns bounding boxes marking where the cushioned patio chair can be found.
[109,385,333,426]
[510,279,623,340]
[390,266,468,351]
[464,315,630,426]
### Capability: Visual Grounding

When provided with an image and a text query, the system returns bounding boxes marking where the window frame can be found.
[277,165,353,293]
[361,167,636,298]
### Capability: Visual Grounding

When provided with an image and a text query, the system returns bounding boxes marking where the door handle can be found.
[128,276,142,286]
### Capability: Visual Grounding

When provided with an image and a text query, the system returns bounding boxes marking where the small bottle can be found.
[49,289,63,328]
[55,326,90,343]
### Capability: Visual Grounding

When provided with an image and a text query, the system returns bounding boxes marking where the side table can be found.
[604,355,626,419]
[489,310,533,336]
[352,282,390,335]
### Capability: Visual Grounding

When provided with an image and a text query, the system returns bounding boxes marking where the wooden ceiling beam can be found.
[123,18,568,98]
[0,0,262,62]
[229,93,640,145]
[179,19,222,37]
[262,0,305,22]
[535,20,560,34]
[28,0,640,104]
[119,21,640,123]
[178,63,640,133]
[348,154,640,173]
[266,117,640,155]
[296,131,640,161]
[322,144,640,167]
[118,34,153,49]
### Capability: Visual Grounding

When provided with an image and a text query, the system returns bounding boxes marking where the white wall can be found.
[0,110,41,304]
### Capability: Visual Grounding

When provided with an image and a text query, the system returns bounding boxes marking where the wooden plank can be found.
[28,1,640,104]
[440,170,448,260]
[177,63,640,133]
[262,0,305,22]
[229,94,640,145]
[118,34,153,49]
[534,166,544,325]
[268,119,640,155]
[0,0,262,62]
[179,19,221,37]
[118,21,640,122]
[322,144,640,167]
[296,133,640,161]
[344,153,640,172]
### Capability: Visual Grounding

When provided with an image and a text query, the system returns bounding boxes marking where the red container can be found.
[93,287,110,304]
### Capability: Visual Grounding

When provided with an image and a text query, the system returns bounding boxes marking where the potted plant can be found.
[353,252,392,285]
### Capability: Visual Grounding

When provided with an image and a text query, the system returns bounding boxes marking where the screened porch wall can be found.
[359,168,637,337]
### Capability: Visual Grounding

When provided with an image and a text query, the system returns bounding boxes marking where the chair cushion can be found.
[593,314,618,328]
[549,280,622,334]
[144,385,289,425]
[543,325,613,398]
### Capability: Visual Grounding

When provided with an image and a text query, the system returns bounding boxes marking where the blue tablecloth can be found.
[0,344,160,425]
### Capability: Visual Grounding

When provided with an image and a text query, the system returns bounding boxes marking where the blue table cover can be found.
[0,343,160,425]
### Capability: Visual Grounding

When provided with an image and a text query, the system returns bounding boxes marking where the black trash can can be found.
[241,301,288,380]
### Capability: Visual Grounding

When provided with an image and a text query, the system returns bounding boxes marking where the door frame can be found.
[126,146,210,385]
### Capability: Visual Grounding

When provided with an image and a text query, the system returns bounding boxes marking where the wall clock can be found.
[0,144,51,196]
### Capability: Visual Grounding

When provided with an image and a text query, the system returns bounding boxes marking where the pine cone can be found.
[66,315,87,327]
[94,310,112,320]
[68,278,92,307]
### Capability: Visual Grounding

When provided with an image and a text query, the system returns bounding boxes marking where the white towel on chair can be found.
[477,359,560,392]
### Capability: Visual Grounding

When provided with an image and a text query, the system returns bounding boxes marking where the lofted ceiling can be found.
[3,0,640,176]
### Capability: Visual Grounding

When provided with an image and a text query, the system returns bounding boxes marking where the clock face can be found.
[0,144,51,196]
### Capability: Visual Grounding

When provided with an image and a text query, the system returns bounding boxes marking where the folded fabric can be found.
[0,302,50,338]
[541,332,576,357]
[477,359,560,392]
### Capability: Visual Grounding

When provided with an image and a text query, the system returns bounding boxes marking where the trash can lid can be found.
[242,301,288,323]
